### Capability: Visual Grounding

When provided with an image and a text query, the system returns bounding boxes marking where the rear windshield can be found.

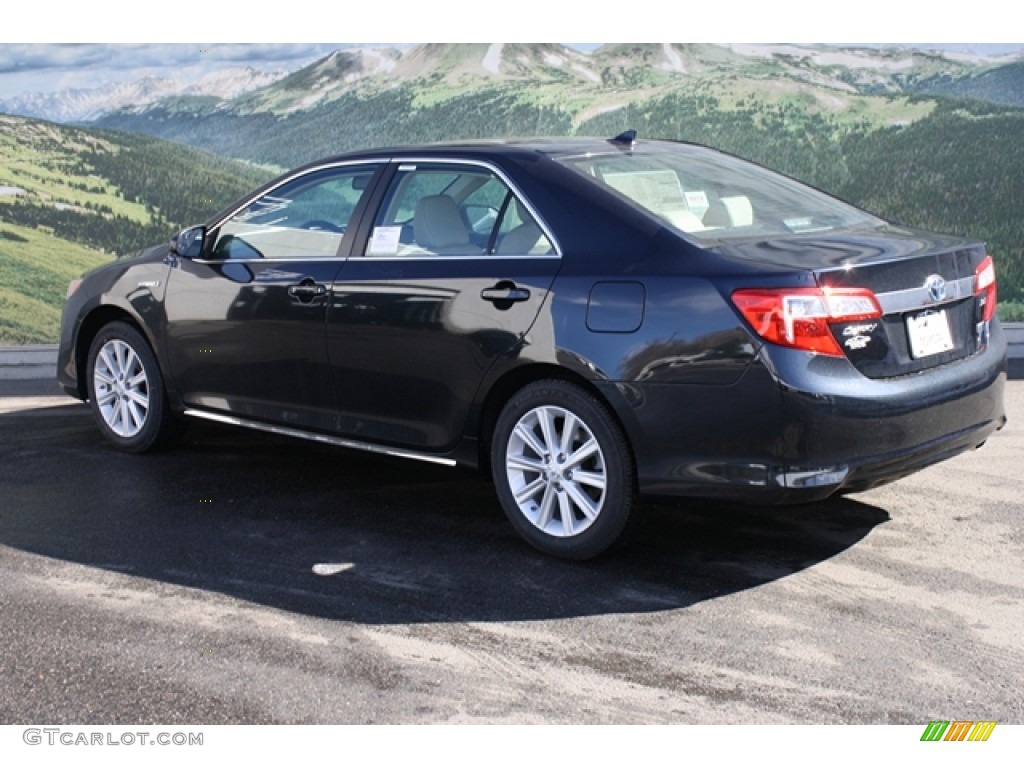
[556,143,881,242]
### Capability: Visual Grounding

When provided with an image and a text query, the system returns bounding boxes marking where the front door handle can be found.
[481,283,531,304]
[288,279,328,303]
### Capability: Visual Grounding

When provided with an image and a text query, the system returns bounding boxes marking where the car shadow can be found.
[0,400,890,624]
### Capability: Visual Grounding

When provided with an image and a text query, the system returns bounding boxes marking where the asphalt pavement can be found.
[0,375,1021,724]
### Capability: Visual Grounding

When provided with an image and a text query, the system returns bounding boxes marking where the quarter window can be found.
[212,165,379,260]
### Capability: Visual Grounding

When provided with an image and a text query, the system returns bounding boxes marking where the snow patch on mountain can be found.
[572,64,600,83]
[483,44,504,74]
[361,47,399,73]
[940,50,1008,64]
[661,43,686,73]
[185,67,286,99]
[727,44,918,71]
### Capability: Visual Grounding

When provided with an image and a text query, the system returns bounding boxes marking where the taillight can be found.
[974,254,997,323]
[731,286,882,357]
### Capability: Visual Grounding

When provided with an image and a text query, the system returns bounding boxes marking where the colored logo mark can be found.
[920,720,996,742]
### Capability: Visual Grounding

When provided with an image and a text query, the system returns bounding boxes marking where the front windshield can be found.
[556,143,881,241]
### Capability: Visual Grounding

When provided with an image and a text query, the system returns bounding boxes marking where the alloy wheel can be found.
[92,338,150,438]
[505,404,608,537]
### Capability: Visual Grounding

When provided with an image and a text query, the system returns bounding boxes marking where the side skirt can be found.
[182,408,458,467]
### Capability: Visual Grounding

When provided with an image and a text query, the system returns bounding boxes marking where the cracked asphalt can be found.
[0,377,1021,724]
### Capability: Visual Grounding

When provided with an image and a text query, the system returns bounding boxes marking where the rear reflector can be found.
[732,286,882,357]
[974,255,997,323]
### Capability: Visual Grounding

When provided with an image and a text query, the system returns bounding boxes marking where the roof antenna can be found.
[609,129,637,148]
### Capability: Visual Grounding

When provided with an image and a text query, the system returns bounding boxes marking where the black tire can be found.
[491,380,636,560]
[85,321,183,453]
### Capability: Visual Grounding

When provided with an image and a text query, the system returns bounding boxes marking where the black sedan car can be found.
[58,133,1008,559]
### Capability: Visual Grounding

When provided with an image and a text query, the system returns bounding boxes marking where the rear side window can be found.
[365,164,554,257]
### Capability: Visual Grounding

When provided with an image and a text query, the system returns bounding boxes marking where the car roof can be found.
[306,136,700,167]
[205,135,722,228]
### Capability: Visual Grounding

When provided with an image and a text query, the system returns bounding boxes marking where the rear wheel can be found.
[491,380,636,560]
[86,322,183,453]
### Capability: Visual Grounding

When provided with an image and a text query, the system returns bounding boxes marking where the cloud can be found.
[0,44,352,98]
[199,44,343,64]
[0,44,113,74]
[0,43,340,76]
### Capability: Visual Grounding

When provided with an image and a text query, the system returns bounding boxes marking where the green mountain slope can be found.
[911,61,1024,108]
[0,221,111,344]
[839,103,1024,305]
[0,114,273,343]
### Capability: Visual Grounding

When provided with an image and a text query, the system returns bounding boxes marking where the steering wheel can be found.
[299,220,345,233]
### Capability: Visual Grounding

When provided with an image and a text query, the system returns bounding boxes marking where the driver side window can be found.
[212,165,378,260]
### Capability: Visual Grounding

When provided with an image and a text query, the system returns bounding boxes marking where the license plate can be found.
[907,310,954,359]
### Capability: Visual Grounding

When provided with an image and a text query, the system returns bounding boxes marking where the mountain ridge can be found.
[5,43,1024,125]
[3,43,1024,344]
[0,66,288,123]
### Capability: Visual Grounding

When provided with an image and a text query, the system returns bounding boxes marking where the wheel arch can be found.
[73,306,152,401]
[475,362,637,483]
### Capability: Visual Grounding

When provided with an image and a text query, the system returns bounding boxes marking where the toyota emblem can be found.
[925,274,947,303]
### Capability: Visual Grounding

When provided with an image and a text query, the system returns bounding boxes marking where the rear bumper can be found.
[609,323,1008,503]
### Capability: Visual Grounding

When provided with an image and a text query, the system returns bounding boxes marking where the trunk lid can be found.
[715,225,991,378]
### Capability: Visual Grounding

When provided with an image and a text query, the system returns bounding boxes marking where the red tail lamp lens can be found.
[732,286,882,357]
[974,255,997,323]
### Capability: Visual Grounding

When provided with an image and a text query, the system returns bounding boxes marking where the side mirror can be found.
[171,226,206,259]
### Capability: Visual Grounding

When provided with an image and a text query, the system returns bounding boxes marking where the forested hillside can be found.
[912,61,1024,108]
[577,96,1024,307]
[838,103,1024,301]
[0,115,272,343]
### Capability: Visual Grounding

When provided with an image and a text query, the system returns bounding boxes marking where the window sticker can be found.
[368,226,402,255]
[604,170,687,213]
[784,217,832,233]
[684,189,709,215]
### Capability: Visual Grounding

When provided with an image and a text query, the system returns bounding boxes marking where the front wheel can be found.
[491,380,636,560]
[86,321,183,453]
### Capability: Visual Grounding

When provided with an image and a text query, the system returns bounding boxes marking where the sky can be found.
[0,44,351,98]
[1,1,1021,100]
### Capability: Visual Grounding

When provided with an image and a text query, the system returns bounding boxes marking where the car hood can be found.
[79,241,172,282]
